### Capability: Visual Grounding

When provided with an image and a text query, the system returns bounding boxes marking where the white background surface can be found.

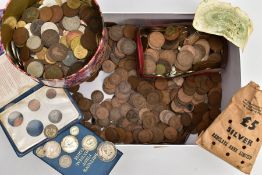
[0,0,262,175]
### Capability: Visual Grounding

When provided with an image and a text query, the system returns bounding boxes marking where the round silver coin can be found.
[59,155,72,168]
[70,126,80,136]
[44,141,61,159]
[82,135,97,151]
[97,141,117,162]
[61,135,79,153]
[35,146,46,158]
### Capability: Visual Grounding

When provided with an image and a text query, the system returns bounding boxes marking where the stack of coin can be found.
[141,24,225,77]
[11,0,103,79]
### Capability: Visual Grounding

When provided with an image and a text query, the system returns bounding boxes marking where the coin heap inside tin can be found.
[69,25,222,144]
[12,0,103,79]
[142,24,225,77]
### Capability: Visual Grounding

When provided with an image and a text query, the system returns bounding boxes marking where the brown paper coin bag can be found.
[197,82,261,174]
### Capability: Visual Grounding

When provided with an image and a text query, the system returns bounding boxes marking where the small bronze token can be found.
[48,43,68,61]
[39,7,53,22]
[102,60,116,73]
[44,124,58,139]
[109,25,123,41]
[44,65,64,79]
[42,29,60,48]
[91,90,104,103]
[30,19,44,36]
[22,7,39,23]
[51,5,64,23]
[150,127,164,144]
[46,89,57,99]
[13,27,29,47]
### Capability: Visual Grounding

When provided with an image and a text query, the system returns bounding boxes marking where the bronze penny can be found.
[138,129,153,143]
[168,116,183,131]
[176,50,194,67]
[102,60,116,73]
[39,7,53,22]
[180,113,192,127]
[22,7,39,23]
[208,36,223,52]
[96,106,109,120]
[146,91,161,105]
[150,127,164,144]
[144,48,159,62]
[115,127,127,142]
[42,29,60,48]
[105,127,120,143]
[123,25,137,39]
[117,81,132,94]
[62,3,79,17]
[120,103,132,117]
[148,32,165,50]
[143,57,156,74]
[109,107,122,122]
[67,62,84,76]
[115,68,129,81]
[51,5,64,23]
[48,43,68,61]
[123,131,134,144]
[164,127,178,140]
[142,112,157,129]
[109,25,123,41]
[103,77,116,95]
[78,98,93,112]
[46,89,57,99]
[137,81,154,97]
[91,90,104,103]
[30,19,44,37]
[155,78,168,90]
[90,103,100,116]
[210,73,222,83]
[80,29,97,50]
[128,76,140,90]
[109,73,121,85]
[13,27,29,47]
[43,65,64,79]
[19,46,30,62]
[130,93,147,109]
[159,50,177,65]
[28,99,41,111]
[126,109,139,123]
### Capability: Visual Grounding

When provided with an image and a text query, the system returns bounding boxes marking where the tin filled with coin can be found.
[1,0,109,88]
[137,23,228,79]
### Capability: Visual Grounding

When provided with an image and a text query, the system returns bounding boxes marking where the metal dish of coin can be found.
[1,0,108,88]
[137,23,228,79]
[97,141,117,162]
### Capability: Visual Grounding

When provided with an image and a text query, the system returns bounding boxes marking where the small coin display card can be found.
[0,86,81,156]
[34,124,123,175]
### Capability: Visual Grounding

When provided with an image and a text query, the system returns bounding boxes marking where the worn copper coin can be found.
[148,32,165,50]
[13,27,29,47]
[28,99,41,111]
[48,43,68,61]
[109,25,123,41]
[44,65,64,79]
[39,7,53,22]
[42,29,60,48]
[138,129,153,143]
[50,5,64,23]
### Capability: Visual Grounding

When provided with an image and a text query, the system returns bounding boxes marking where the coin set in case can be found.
[0,85,82,156]
[34,124,123,175]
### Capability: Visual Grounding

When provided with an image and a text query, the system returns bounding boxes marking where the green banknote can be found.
[193,0,253,49]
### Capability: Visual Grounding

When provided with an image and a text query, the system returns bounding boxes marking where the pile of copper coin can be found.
[12,0,102,79]
[142,24,225,77]
[68,25,223,144]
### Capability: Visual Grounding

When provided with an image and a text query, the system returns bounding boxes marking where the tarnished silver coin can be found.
[62,16,81,31]
[59,155,72,168]
[62,51,78,66]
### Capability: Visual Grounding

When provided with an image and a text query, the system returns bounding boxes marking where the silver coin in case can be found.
[70,126,80,136]
[61,135,79,153]
[59,155,73,168]
[44,141,61,159]
[97,141,117,162]
[82,135,97,151]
